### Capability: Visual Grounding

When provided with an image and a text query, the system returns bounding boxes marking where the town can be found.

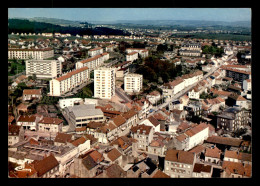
[8,11,252,179]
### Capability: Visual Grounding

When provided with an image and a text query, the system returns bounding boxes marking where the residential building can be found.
[76,53,109,70]
[221,161,251,178]
[226,93,248,109]
[22,89,42,101]
[88,47,104,57]
[192,163,213,178]
[38,117,63,133]
[164,149,196,178]
[130,124,154,152]
[8,125,21,146]
[8,48,54,60]
[31,154,60,178]
[94,68,116,99]
[179,42,202,57]
[25,60,62,79]
[16,115,43,131]
[49,66,90,96]
[124,73,143,93]
[146,90,161,105]
[217,107,250,132]
[126,52,138,62]
[204,146,222,165]
[242,79,251,91]
[126,48,149,58]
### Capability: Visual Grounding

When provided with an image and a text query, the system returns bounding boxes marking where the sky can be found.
[8,8,251,22]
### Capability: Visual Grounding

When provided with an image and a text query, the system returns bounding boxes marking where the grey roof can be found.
[67,104,103,118]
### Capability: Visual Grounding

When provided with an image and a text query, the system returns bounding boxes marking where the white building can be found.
[126,48,149,58]
[94,68,116,99]
[49,66,89,96]
[88,47,104,57]
[75,53,109,70]
[124,73,143,93]
[243,79,251,91]
[26,60,62,79]
[188,89,200,100]
[8,48,54,60]
[126,52,138,62]
[38,117,63,133]
[64,104,104,129]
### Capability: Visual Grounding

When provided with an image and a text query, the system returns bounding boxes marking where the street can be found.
[147,54,235,117]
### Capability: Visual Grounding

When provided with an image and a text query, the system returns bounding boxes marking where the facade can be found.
[217,107,250,132]
[16,115,43,131]
[130,124,154,152]
[204,146,222,165]
[94,68,116,99]
[192,163,213,178]
[126,48,149,58]
[8,48,54,60]
[179,43,202,57]
[124,73,143,93]
[64,104,104,129]
[22,89,42,101]
[146,90,161,105]
[88,47,104,57]
[26,60,62,79]
[49,66,90,96]
[126,52,138,62]
[164,149,195,178]
[243,79,251,91]
[76,53,109,70]
[38,117,63,133]
[188,89,200,100]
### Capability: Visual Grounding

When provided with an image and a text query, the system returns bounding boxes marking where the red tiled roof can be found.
[107,148,122,162]
[32,154,59,177]
[17,115,36,122]
[205,147,221,158]
[55,66,89,82]
[165,149,195,165]
[152,170,171,178]
[39,117,63,125]
[23,89,42,95]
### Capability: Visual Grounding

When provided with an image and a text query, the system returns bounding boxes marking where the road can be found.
[147,54,234,117]
[115,87,132,103]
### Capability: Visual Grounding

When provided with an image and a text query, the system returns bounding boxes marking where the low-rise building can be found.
[38,117,63,133]
[22,89,42,101]
[164,149,196,178]
[64,104,104,129]
[192,163,213,178]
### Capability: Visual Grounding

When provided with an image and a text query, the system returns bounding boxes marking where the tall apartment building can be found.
[126,52,138,62]
[8,48,54,60]
[75,53,109,70]
[25,60,62,79]
[88,47,104,57]
[124,73,143,93]
[49,66,89,96]
[94,68,116,99]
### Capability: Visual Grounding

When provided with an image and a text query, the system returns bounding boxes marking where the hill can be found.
[8,18,130,36]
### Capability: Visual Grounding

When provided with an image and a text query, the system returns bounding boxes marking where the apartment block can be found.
[75,53,109,70]
[88,47,104,57]
[124,73,143,93]
[8,48,54,60]
[26,59,62,79]
[49,66,89,96]
[94,68,116,99]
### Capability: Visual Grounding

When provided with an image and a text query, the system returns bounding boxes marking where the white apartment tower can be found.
[26,60,62,79]
[124,73,143,93]
[94,68,116,99]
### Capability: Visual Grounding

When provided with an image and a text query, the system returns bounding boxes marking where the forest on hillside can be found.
[8,19,131,36]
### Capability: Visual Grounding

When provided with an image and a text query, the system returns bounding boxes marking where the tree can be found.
[32,74,37,81]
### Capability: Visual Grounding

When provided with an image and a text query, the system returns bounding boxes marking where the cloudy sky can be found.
[8,8,251,22]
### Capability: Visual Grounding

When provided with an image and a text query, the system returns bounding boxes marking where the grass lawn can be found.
[8,62,25,76]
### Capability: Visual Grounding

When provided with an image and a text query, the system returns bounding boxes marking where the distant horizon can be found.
[8,8,251,23]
